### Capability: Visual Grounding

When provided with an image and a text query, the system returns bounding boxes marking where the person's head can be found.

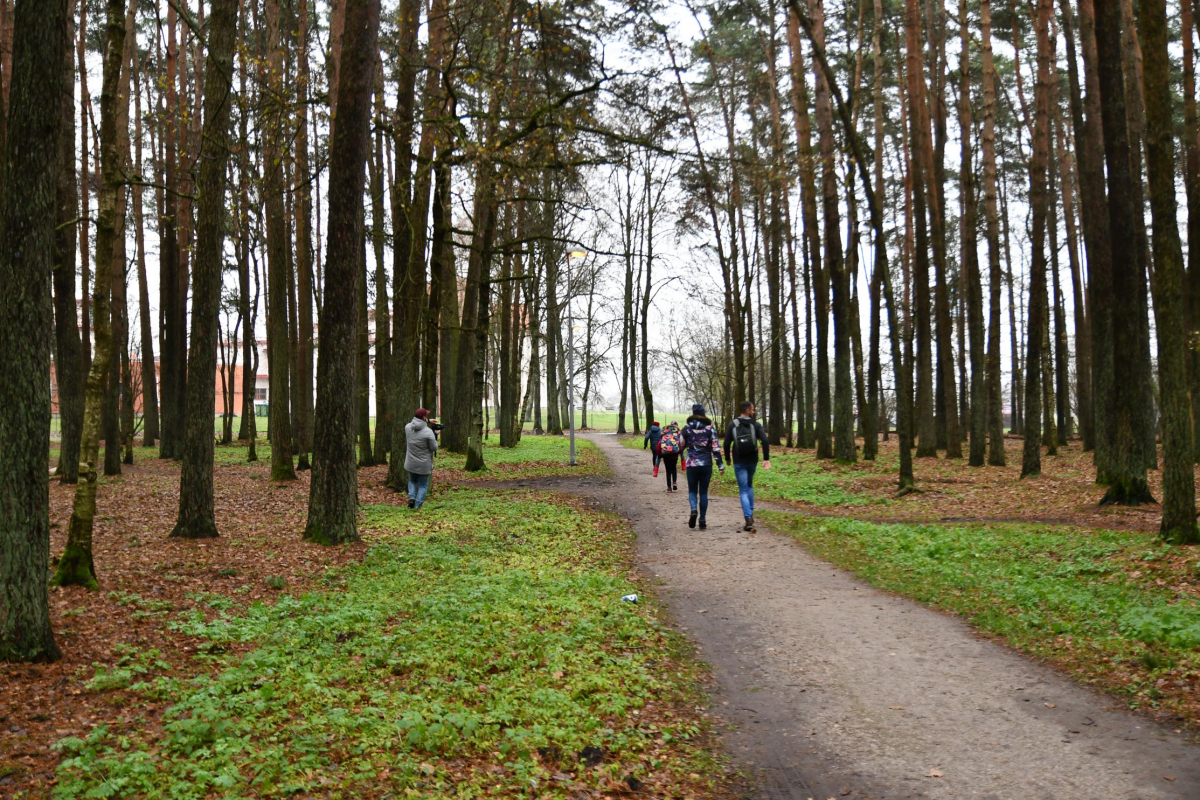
[670,420,679,428]
[739,400,755,418]
[691,403,706,417]
[415,408,429,420]
[652,420,660,428]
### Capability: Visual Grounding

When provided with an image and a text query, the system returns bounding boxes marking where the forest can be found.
[4,0,1200,795]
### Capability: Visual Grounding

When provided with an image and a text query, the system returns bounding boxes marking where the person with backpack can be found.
[643,420,664,476]
[724,400,770,532]
[681,403,724,530]
[658,421,683,492]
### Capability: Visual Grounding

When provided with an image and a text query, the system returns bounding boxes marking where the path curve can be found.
[540,433,1200,799]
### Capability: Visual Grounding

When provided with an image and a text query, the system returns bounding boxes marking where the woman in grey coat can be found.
[404,408,439,509]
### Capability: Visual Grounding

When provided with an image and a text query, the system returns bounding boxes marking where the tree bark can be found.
[1139,0,1198,541]
[959,0,985,467]
[54,0,127,589]
[1093,0,1153,503]
[1183,0,1200,464]
[172,0,238,539]
[0,0,69,662]
[305,0,381,544]
[262,0,295,481]
[53,1,82,484]
[159,1,184,460]
[386,0,426,488]
[1020,0,1052,478]
[132,55,158,448]
[293,0,315,470]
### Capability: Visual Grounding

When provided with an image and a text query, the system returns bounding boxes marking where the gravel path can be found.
[536,433,1200,799]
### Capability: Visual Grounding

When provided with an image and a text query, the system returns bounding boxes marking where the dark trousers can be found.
[662,453,679,488]
[686,463,713,519]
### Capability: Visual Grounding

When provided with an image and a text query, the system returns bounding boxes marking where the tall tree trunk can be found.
[387,0,427,488]
[641,171,656,433]
[1182,0,1200,464]
[55,0,127,588]
[305,0,381,544]
[356,228,374,465]
[863,0,885,460]
[133,57,158,448]
[1139,0,1198,541]
[78,0,89,371]
[905,0,937,458]
[54,1,83,484]
[111,0,137,471]
[172,0,238,539]
[1020,0,1052,478]
[423,157,451,414]
[236,0,256,460]
[1093,0,1153,503]
[787,10,820,450]
[960,0,985,467]
[1057,0,1095,453]
[262,0,295,481]
[159,1,184,460]
[0,0,70,662]
[371,72,389,465]
[293,0,314,470]
[811,0,854,462]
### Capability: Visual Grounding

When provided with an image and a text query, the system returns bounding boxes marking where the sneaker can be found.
[673,483,679,491]
[699,519,707,530]
[688,510,697,529]
[408,499,415,509]
[743,516,756,533]
[653,465,659,477]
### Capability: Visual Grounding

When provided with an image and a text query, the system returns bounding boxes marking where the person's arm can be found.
[643,429,650,448]
[429,429,439,456]
[758,421,770,464]
[723,422,733,464]
[713,428,724,470]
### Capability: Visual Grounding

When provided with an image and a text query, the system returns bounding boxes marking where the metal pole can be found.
[568,255,576,466]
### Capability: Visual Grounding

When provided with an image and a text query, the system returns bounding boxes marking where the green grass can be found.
[438,436,608,480]
[620,435,877,506]
[53,488,719,798]
[727,449,880,507]
[763,513,1200,713]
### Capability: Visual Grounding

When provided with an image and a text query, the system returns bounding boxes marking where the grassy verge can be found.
[439,436,608,481]
[53,487,727,798]
[763,512,1200,723]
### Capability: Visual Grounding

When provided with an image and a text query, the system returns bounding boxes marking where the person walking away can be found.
[658,421,683,492]
[404,408,438,509]
[682,403,724,529]
[724,400,770,532]
[644,420,663,476]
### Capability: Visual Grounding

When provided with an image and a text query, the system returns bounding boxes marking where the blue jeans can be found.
[408,472,431,508]
[686,464,713,520]
[734,460,757,518]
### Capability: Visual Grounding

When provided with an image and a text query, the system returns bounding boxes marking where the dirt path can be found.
[524,434,1200,799]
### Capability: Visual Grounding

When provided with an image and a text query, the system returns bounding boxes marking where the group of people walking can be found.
[645,402,770,532]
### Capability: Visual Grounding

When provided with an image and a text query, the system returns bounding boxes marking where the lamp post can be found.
[567,250,586,466]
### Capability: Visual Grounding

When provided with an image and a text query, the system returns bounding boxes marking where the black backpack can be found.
[733,418,758,458]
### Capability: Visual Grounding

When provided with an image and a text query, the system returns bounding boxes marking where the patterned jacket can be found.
[681,415,724,469]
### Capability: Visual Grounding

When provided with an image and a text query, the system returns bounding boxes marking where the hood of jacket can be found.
[409,417,428,432]
[686,415,712,427]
